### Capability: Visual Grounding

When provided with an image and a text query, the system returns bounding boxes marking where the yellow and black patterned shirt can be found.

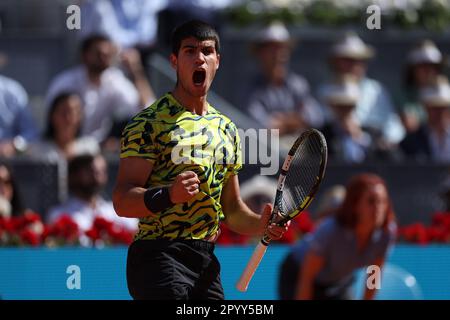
[120,93,242,240]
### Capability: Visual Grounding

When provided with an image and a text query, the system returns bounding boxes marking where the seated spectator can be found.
[278,173,397,300]
[219,175,278,245]
[318,32,405,145]
[440,175,450,212]
[315,184,346,222]
[80,0,166,50]
[0,163,27,217]
[246,22,324,150]
[47,154,137,233]
[27,92,99,163]
[157,0,230,51]
[320,75,400,162]
[46,34,155,151]
[220,175,313,245]
[400,76,450,162]
[80,0,167,69]
[0,73,38,157]
[240,175,277,214]
[398,40,446,133]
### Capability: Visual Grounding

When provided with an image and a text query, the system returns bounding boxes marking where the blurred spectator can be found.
[400,76,450,162]
[315,184,346,222]
[80,0,167,68]
[440,175,450,212]
[320,75,400,163]
[278,173,397,300]
[246,22,324,149]
[0,163,27,217]
[0,73,38,157]
[157,0,232,50]
[217,175,277,245]
[27,92,99,163]
[318,32,405,145]
[398,40,446,133]
[218,175,314,245]
[46,34,155,151]
[240,175,277,214]
[80,0,167,50]
[47,154,137,233]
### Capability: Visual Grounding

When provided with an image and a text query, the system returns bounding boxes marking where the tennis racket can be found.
[236,128,328,292]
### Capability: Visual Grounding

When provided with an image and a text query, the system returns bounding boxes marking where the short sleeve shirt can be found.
[291,217,396,286]
[120,93,242,240]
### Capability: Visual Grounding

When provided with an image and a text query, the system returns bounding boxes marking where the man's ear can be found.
[216,53,220,70]
[169,53,177,70]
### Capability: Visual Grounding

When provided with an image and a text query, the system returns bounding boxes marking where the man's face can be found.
[83,40,116,74]
[170,37,220,97]
[332,57,367,79]
[73,157,108,196]
[426,105,450,128]
[257,42,291,74]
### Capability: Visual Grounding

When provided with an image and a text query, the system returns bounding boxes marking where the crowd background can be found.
[0,0,449,248]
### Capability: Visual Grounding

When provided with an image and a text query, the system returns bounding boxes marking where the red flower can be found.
[43,215,80,245]
[85,228,100,241]
[20,229,40,246]
[399,223,428,244]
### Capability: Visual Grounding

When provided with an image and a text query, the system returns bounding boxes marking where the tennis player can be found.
[113,20,289,300]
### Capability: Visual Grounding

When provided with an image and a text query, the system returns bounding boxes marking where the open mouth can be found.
[193,70,206,86]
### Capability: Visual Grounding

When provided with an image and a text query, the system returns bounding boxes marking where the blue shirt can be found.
[318,77,405,144]
[0,75,38,143]
[291,216,396,288]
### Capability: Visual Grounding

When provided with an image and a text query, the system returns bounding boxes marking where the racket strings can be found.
[281,134,324,216]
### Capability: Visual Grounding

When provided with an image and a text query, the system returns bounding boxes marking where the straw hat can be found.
[407,40,443,65]
[322,75,360,106]
[250,21,295,53]
[240,175,277,202]
[331,32,375,60]
[419,76,450,107]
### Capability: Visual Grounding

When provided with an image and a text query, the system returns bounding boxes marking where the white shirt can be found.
[80,0,168,48]
[26,136,100,163]
[47,196,138,232]
[46,66,141,142]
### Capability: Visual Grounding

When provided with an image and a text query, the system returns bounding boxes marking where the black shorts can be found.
[126,239,224,300]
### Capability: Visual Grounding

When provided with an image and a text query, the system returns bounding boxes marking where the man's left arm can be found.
[221,175,288,239]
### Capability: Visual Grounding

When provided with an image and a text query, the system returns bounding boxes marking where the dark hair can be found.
[45,92,82,140]
[335,173,396,230]
[0,163,25,216]
[80,34,111,54]
[68,154,96,177]
[171,20,220,55]
[403,63,443,90]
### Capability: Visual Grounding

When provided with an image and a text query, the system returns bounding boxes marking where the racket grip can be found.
[236,242,268,292]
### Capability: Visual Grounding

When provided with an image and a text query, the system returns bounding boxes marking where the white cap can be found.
[331,32,374,60]
[240,176,277,202]
[322,75,360,106]
[254,21,291,44]
[407,40,443,65]
[420,76,450,107]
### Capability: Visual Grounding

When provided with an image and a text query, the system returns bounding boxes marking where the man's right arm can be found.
[112,157,156,218]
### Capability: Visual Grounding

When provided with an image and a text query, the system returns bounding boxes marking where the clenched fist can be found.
[169,171,201,203]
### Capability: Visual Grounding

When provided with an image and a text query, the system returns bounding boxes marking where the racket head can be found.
[273,128,328,224]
